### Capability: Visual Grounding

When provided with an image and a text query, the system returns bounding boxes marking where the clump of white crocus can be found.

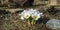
[19,8,44,25]
[20,8,43,20]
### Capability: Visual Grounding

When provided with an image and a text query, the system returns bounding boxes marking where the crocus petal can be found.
[35,14,40,20]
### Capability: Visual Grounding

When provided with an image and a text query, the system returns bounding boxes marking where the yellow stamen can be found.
[33,15,37,20]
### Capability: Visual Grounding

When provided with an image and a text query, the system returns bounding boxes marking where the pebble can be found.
[46,19,60,30]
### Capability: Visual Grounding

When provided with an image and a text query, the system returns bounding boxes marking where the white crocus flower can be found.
[24,12,30,19]
[31,10,43,20]
[32,13,40,20]
[31,11,37,20]
[20,10,28,19]
[20,8,43,20]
